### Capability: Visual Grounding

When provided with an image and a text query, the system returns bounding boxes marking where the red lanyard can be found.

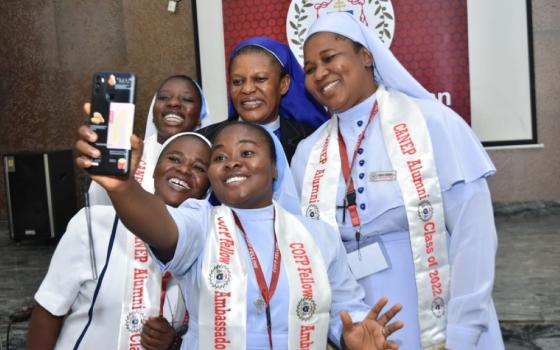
[233,211,281,350]
[337,101,379,242]
[159,271,172,317]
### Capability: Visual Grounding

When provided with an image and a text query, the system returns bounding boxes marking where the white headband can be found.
[159,132,212,154]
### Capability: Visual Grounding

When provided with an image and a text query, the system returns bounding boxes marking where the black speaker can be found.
[3,150,78,241]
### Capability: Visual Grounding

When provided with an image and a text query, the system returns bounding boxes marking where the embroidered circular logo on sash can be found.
[306,205,320,220]
[417,200,434,222]
[431,297,446,318]
[296,297,317,321]
[125,310,145,332]
[209,264,231,290]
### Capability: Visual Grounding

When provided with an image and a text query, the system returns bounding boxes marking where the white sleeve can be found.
[321,225,370,347]
[87,181,112,206]
[443,178,497,349]
[34,210,91,316]
[152,199,209,277]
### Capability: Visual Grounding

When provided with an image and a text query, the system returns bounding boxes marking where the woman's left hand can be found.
[341,296,404,350]
[141,316,178,350]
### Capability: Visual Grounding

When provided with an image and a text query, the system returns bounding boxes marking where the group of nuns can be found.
[28,12,504,350]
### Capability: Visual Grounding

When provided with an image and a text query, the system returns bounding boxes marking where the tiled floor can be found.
[492,205,560,349]
[0,204,559,349]
[0,232,55,350]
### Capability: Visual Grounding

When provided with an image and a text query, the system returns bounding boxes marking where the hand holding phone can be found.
[76,122,144,194]
[87,72,136,176]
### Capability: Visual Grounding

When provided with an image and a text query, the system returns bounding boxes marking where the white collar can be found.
[231,204,274,221]
[239,116,281,133]
[337,91,378,125]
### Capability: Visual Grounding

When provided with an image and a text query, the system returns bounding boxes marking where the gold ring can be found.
[382,326,388,337]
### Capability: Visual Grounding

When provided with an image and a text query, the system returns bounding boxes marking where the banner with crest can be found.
[221,0,471,123]
[197,0,535,145]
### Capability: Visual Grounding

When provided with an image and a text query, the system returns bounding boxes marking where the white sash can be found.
[134,134,161,194]
[117,138,185,348]
[199,205,247,349]
[378,85,449,349]
[199,203,331,349]
[276,203,331,350]
[116,233,163,349]
[300,86,449,349]
[300,118,341,231]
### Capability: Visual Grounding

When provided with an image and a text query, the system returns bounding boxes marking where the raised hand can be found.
[341,297,404,350]
[75,103,144,192]
[141,316,179,350]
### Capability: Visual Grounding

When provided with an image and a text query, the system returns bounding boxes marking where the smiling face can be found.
[152,77,202,144]
[303,32,377,113]
[209,123,277,209]
[229,50,290,125]
[153,135,211,207]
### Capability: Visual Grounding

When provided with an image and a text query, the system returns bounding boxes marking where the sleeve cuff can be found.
[445,324,483,350]
[151,205,190,274]
[35,290,71,317]
[148,245,171,271]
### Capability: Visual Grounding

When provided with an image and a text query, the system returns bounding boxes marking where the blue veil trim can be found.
[227,37,328,128]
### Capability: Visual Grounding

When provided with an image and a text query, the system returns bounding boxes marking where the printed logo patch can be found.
[296,297,317,321]
[306,204,320,220]
[417,200,434,222]
[431,297,446,318]
[125,310,145,332]
[209,264,231,290]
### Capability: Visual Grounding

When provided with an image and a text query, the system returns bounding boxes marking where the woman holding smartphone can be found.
[75,120,404,349]
[28,132,212,350]
[88,74,208,205]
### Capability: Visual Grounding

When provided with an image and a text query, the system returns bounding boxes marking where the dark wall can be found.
[0,0,198,220]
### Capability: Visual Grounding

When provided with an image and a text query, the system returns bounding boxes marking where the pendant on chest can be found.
[254,296,265,314]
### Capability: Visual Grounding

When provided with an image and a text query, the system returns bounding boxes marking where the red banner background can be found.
[222,0,471,123]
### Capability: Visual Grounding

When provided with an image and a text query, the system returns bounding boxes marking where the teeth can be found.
[168,177,190,190]
[225,176,247,184]
[321,80,339,93]
[163,114,184,124]
[241,100,262,109]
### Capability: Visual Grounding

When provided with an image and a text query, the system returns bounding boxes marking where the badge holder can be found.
[346,234,391,280]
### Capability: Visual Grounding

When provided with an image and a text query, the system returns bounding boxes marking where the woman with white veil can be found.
[291,12,504,350]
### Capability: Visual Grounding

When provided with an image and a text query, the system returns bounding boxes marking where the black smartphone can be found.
[87,72,137,176]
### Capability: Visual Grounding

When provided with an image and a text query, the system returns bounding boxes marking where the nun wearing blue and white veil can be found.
[226,36,328,129]
[88,75,209,205]
[291,12,504,350]
[198,36,328,162]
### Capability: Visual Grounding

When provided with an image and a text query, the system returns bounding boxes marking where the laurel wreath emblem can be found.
[288,0,313,60]
[286,0,396,65]
[370,0,394,43]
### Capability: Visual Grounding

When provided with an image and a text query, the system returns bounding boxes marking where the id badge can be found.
[346,235,391,280]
